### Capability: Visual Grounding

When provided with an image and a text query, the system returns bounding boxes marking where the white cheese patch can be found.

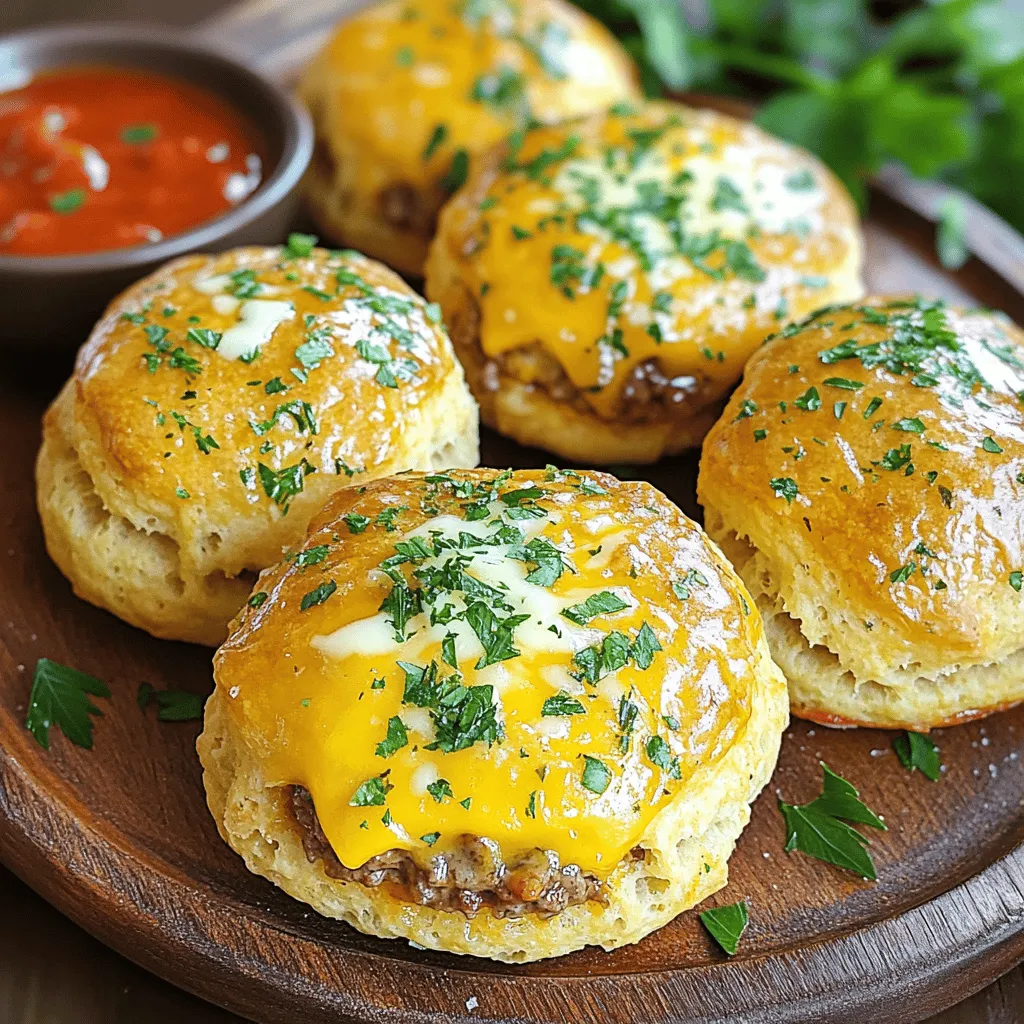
[211,294,240,316]
[551,137,826,290]
[312,508,600,666]
[409,761,439,796]
[216,299,295,361]
[194,273,233,295]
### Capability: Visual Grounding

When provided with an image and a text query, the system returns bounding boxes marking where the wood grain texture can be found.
[2,194,1024,1024]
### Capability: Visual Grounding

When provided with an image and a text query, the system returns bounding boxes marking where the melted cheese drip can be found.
[441,101,854,419]
[218,473,753,877]
[216,299,296,361]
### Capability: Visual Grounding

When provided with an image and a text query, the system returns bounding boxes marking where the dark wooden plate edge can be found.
[1,37,1024,1020]
[3,721,1024,1024]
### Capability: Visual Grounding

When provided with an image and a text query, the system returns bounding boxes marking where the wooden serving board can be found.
[4,4,1024,1022]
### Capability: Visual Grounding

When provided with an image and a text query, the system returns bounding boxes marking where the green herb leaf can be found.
[300,580,337,611]
[580,754,611,794]
[137,684,205,722]
[427,778,453,803]
[350,776,389,806]
[121,123,158,144]
[541,691,587,716]
[49,188,86,214]
[285,232,317,257]
[25,659,111,750]
[778,763,886,880]
[699,901,749,956]
[375,715,409,758]
[562,590,629,625]
[770,477,799,503]
[892,731,941,782]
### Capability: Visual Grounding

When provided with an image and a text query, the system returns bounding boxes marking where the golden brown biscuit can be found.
[299,0,640,276]
[699,297,1024,730]
[36,240,478,646]
[425,100,864,464]
[199,468,787,961]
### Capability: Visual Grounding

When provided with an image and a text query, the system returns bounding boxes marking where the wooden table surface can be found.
[2,0,1023,1021]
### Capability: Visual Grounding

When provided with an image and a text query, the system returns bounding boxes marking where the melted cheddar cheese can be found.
[214,469,763,876]
[430,100,862,420]
[700,298,1024,682]
[306,0,640,200]
[71,238,464,571]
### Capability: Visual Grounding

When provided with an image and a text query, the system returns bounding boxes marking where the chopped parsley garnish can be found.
[794,386,821,411]
[561,590,629,625]
[541,692,587,716]
[770,477,799,503]
[295,545,329,568]
[572,624,659,684]
[441,148,470,193]
[285,232,317,257]
[672,568,708,600]
[645,735,681,777]
[427,778,453,803]
[890,562,917,584]
[710,175,747,214]
[300,579,337,611]
[982,436,1003,453]
[350,776,390,806]
[186,327,222,349]
[580,754,611,794]
[25,659,111,750]
[375,716,409,758]
[295,335,334,370]
[422,123,448,161]
[49,188,86,214]
[258,459,314,514]
[121,123,158,144]
[779,763,886,880]
[342,513,371,534]
[891,417,925,433]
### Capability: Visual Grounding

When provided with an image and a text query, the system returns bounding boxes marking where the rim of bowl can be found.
[0,21,314,276]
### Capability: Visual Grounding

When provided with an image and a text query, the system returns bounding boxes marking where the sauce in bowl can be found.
[0,67,263,256]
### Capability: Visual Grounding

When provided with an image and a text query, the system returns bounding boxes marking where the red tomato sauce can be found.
[0,67,264,257]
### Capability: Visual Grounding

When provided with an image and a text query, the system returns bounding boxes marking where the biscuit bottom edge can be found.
[761,599,1024,731]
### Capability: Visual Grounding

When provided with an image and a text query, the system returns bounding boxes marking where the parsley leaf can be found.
[700,901,749,956]
[375,716,409,758]
[892,731,941,781]
[137,683,205,721]
[580,754,611,794]
[779,763,886,880]
[541,692,587,716]
[562,590,629,625]
[300,580,337,611]
[25,659,111,750]
[350,776,390,806]
[427,778,453,803]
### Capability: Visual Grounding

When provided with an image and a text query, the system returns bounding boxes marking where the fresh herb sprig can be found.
[779,762,887,880]
[25,659,111,750]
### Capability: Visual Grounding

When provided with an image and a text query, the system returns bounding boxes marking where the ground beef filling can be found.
[377,184,437,236]
[448,296,716,425]
[289,785,605,918]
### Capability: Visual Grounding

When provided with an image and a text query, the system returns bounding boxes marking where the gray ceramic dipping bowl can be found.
[0,22,314,351]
